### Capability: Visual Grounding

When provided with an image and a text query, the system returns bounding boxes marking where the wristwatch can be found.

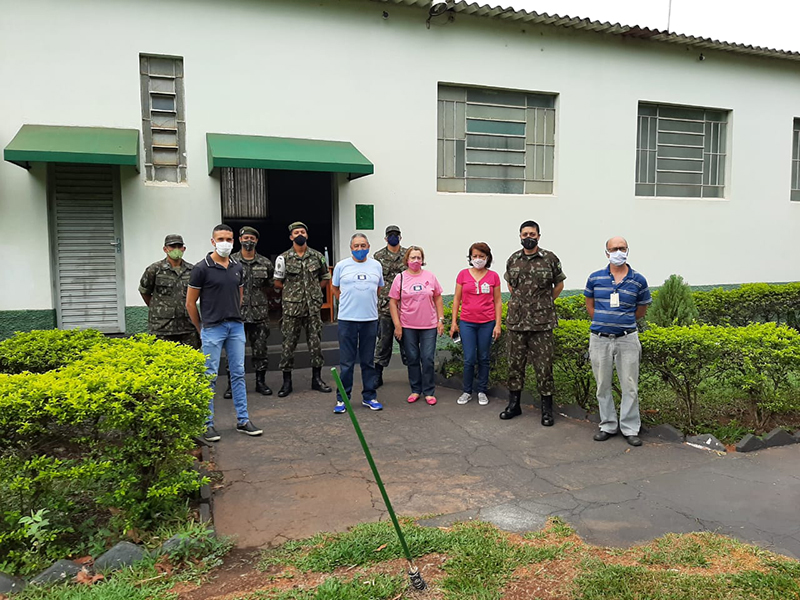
[438,317,445,323]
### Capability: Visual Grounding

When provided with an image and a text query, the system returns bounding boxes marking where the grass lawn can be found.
[13,518,800,600]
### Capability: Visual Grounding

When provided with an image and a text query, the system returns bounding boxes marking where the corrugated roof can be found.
[375,0,800,62]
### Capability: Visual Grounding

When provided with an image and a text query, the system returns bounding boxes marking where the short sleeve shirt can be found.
[456,268,501,324]
[388,270,443,329]
[332,257,384,322]
[584,265,652,334]
[188,253,244,328]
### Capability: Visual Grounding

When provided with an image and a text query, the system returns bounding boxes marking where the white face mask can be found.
[608,250,628,266]
[215,241,233,258]
[471,258,487,269]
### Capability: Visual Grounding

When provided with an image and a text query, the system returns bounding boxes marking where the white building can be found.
[2,0,799,336]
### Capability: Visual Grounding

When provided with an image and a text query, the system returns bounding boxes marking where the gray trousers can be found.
[589,332,641,437]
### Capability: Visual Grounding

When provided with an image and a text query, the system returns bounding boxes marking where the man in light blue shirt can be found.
[331,233,385,413]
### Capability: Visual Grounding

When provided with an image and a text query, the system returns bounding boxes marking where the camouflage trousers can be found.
[279,313,324,371]
[156,331,201,350]
[506,329,554,395]
[245,321,270,372]
[374,314,407,368]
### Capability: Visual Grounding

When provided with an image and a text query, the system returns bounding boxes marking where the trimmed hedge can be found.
[692,282,800,326]
[0,330,211,575]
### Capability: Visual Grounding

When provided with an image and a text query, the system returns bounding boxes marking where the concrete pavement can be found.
[208,364,800,559]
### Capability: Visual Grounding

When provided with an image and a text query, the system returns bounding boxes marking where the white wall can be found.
[2,0,799,312]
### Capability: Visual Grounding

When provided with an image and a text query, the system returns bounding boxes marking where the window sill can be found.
[436,191,557,198]
[636,195,728,202]
[143,180,189,188]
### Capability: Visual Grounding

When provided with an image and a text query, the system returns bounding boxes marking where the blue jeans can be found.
[460,320,495,393]
[402,327,437,396]
[201,320,249,426]
[337,319,378,403]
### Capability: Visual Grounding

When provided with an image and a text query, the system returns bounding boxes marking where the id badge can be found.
[609,292,620,308]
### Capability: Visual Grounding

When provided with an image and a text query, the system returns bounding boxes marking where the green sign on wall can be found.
[355,204,374,230]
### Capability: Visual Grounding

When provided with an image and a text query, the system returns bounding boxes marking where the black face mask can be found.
[293,235,307,247]
[241,240,257,251]
[521,237,538,250]
[387,235,400,247]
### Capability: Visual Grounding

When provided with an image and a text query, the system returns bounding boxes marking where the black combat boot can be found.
[375,364,384,388]
[255,370,272,396]
[541,394,554,427]
[311,367,332,393]
[500,390,522,420]
[223,375,232,399]
[277,371,292,397]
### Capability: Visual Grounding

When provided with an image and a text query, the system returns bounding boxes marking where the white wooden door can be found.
[48,163,126,333]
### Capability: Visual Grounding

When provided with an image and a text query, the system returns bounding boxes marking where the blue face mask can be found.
[352,249,369,261]
[387,235,400,247]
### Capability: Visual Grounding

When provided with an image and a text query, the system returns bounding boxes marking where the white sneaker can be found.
[457,392,472,405]
[478,393,489,406]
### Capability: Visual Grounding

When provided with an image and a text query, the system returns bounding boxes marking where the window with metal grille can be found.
[636,103,728,198]
[221,168,268,218]
[139,55,187,183]
[792,119,800,202]
[437,85,556,194]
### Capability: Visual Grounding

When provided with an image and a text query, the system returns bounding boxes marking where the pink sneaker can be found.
[407,394,420,403]
[425,396,437,405]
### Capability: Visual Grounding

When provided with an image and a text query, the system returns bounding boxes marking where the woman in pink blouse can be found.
[389,246,445,405]
[449,242,503,406]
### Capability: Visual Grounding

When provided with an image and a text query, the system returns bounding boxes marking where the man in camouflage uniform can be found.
[223,226,275,398]
[372,224,407,387]
[139,234,200,349]
[274,221,332,397]
[501,220,566,426]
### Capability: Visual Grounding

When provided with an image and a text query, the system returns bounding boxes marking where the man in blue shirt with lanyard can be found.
[584,236,651,447]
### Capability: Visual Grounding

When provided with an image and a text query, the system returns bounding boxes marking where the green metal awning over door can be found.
[4,125,140,171]
[206,133,374,179]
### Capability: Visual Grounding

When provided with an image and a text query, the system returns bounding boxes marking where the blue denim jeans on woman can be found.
[337,319,378,403]
[201,320,249,426]
[460,320,495,394]
[402,327,438,396]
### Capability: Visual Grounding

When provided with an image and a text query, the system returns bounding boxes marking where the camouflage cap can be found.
[164,234,184,246]
[288,221,308,232]
[239,226,260,238]
[385,224,401,235]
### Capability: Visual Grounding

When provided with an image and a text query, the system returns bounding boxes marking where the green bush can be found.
[647,274,699,327]
[0,332,211,575]
[693,282,800,326]
[0,329,106,374]
[555,294,589,321]
[553,319,593,408]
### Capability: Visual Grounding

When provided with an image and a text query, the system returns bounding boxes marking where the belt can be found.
[593,329,637,339]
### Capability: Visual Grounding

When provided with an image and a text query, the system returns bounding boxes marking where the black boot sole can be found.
[499,409,522,420]
[223,391,232,399]
[312,384,332,393]
[277,388,292,397]
[541,416,554,426]
[256,387,273,396]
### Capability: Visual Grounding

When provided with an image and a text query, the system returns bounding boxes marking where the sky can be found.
[498,0,800,53]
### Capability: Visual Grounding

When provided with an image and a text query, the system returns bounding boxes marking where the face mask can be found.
[215,241,233,258]
[167,248,183,260]
[352,249,369,261]
[521,237,538,250]
[471,258,487,269]
[293,235,307,247]
[387,235,400,247]
[608,250,628,266]
[241,240,256,251]
[408,260,422,271]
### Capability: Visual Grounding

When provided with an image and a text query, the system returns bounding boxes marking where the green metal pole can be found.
[330,367,413,561]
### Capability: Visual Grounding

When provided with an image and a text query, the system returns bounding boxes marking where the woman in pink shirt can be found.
[389,246,445,405]
[449,242,503,406]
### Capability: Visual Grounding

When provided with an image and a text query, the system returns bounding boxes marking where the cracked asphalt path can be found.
[209,365,800,559]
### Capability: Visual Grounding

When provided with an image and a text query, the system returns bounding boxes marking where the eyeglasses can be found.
[607,246,628,252]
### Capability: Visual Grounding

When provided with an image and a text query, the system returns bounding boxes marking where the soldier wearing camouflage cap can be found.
[372,224,407,386]
[273,221,332,397]
[501,220,566,426]
[222,226,276,399]
[138,234,200,349]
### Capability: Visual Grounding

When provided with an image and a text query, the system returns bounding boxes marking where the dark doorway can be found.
[223,169,334,265]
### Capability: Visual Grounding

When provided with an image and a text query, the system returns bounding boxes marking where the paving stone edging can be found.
[0,444,217,595]
[435,374,799,454]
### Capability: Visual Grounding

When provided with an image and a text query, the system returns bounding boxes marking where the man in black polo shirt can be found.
[186,224,262,442]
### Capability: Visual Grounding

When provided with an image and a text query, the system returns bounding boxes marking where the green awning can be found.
[4,125,140,171]
[206,133,374,179]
